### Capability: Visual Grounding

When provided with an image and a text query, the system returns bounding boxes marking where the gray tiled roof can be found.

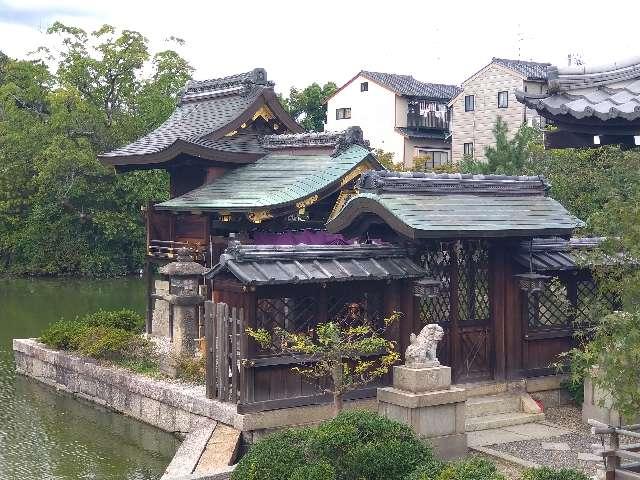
[327,171,583,239]
[361,71,461,100]
[205,244,425,285]
[155,144,374,212]
[513,237,623,271]
[492,58,551,81]
[516,58,640,121]
[99,68,301,164]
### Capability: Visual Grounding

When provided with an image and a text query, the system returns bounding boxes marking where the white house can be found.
[325,71,460,168]
[449,58,550,163]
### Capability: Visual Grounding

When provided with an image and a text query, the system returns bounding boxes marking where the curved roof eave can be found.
[154,153,378,214]
[98,138,264,168]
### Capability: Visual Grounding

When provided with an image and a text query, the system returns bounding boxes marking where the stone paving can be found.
[469,405,606,477]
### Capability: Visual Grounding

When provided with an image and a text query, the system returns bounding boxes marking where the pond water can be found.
[0,277,178,480]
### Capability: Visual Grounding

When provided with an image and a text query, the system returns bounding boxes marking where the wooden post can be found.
[231,306,239,402]
[204,301,214,399]
[239,308,247,404]
[145,259,153,334]
[211,302,218,400]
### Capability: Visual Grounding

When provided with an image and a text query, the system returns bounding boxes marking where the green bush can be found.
[310,410,434,480]
[436,456,505,480]
[522,467,590,480]
[76,325,141,360]
[406,460,446,480]
[177,354,206,383]
[232,410,435,480]
[82,309,144,332]
[232,428,315,480]
[39,320,89,350]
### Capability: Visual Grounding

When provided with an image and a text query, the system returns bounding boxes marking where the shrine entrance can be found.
[419,240,494,383]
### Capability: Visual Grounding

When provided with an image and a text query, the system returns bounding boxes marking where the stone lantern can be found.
[514,272,550,294]
[158,248,207,363]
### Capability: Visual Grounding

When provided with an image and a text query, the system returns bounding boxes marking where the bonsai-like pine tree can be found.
[247,306,400,414]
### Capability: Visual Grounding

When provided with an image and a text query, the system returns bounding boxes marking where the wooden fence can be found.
[590,419,640,479]
[204,301,247,403]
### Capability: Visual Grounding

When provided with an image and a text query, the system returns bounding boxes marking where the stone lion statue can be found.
[405,324,444,367]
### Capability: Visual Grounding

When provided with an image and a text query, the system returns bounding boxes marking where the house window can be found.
[463,142,474,157]
[360,81,368,92]
[415,150,449,170]
[498,91,508,108]
[464,95,475,112]
[336,108,351,120]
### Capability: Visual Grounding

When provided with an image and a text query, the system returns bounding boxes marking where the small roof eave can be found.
[99,138,264,169]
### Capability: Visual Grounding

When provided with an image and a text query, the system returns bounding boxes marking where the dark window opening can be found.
[498,91,508,108]
[360,81,368,92]
[464,95,475,112]
[336,108,351,120]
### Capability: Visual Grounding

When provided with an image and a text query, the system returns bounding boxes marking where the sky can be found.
[1,0,639,94]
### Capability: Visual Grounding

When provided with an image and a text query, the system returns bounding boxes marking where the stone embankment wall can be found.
[13,338,236,435]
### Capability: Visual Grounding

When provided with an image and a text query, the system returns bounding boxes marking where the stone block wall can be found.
[13,339,236,435]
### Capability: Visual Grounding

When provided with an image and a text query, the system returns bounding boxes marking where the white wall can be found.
[325,75,405,165]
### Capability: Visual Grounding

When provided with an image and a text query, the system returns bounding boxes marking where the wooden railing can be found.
[147,240,206,261]
[406,111,449,130]
[590,419,640,479]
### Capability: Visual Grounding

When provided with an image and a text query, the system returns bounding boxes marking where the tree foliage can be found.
[0,23,192,276]
[247,309,401,413]
[470,119,640,418]
[280,82,337,132]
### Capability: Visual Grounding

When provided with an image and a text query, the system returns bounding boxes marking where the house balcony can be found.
[406,111,450,131]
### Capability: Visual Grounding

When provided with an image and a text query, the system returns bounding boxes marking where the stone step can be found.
[193,423,241,474]
[465,411,545,432]
[466,393,521,417]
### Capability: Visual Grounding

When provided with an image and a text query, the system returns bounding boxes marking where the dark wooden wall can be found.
[212,277,409,413]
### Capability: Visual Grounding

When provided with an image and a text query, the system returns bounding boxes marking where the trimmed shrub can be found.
[231,428,315,480]
[82,309,144,332]
[39,320,89,350]
[289,461,336,480]
[177,354,206,383]
[522,467,590,480]
[76,325,142,360]
[407,460,447,480]
[310,410,434,480]
[436,456,505,480]
[232,410,435,480]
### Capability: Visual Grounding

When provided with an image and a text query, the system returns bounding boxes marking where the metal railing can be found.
[406,111,449,130]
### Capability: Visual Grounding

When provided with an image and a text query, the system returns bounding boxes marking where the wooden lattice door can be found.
[421,241,493,382]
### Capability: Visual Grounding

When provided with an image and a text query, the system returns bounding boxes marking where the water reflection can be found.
[0,277,177,480]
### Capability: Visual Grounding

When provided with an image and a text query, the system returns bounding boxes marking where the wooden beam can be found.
[545,130,639,149]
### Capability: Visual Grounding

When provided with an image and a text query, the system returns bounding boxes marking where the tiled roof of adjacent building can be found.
[516,57,640,121]
[205,244,425,285]
[98,68,302,168]
[360,71,461,99]
[492,57,551,81]
[327,171,583,239]
[155,144,377,213]
[513,237,628,271]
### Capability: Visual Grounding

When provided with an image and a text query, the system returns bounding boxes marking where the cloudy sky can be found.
[1,0,638,93]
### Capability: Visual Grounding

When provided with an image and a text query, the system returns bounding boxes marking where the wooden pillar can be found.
[145,259,153,334]
[449,244,461,381]
[490,243,506,381]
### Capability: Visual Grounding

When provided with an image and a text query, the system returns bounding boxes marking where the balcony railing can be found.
[406,111,449,130]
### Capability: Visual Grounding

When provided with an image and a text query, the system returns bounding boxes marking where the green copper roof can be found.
[155,145,373,212]
[327,171,584,239]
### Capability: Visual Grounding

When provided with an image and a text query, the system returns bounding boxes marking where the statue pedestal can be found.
[378,365,467,459]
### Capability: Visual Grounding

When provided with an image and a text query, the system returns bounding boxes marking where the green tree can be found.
[281,82,337,131]
[461,117,540,175]
[247,310,401,413]
[0,24,192,275]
